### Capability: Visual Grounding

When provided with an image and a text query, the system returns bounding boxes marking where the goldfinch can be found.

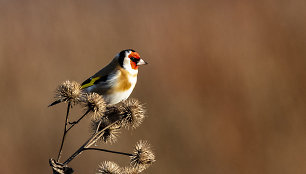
[80,49,147,105]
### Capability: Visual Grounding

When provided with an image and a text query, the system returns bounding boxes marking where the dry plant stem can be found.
[67,109,91,132]
[84,148,133,156]
[95,120,102,133]
[57,102,71,162]
[63,120,120,165]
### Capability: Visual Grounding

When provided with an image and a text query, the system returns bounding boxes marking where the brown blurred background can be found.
[1,0,306,173]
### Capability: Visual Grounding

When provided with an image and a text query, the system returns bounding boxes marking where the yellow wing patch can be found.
[81,77,101,89]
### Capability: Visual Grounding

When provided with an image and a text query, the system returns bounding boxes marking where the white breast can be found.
[104,74,137,105]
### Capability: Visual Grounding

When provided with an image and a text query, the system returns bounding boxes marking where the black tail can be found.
[48,100,62,107]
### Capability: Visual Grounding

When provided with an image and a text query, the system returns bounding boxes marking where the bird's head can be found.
[118,49,147,72]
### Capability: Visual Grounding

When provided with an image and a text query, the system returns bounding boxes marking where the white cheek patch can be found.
[123,58,138,75]
[123,57,131,69]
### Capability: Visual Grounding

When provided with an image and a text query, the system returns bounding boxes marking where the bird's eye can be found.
[130,57,138,62]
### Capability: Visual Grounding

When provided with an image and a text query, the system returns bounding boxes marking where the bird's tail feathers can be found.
[48,100,62,107]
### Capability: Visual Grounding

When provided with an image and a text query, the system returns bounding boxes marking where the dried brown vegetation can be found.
[1,0,306,173]
[48,81,154,173]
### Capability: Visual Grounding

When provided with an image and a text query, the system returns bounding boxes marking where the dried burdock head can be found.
[130,140,155,172]
[104,99,145,129]
[120,167,139,174]
[90,118,121,143]
[121,99,145,129]
[51,80,83,106]
[97,161,121,174]
[84,93,106,120]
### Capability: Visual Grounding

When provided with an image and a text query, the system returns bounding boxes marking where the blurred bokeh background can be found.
[1,0,306,173]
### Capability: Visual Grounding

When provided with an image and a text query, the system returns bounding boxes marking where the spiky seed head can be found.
[97,161,121,174]
[84,93,106,120]
[120,167,139,174]
[119,99,146,129]
[100,99,145,129]
[102,106,123,123]
[130,140,155,172]
[54,80,83,105]
[90,118,121,144]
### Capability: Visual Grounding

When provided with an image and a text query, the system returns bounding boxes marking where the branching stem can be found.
[57,102,71,162]
[84,148,133,156]
[63,120,120,165]
[67,109,91,132]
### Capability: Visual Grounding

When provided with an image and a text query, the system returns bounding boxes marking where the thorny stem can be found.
[84,148,133,156]
[57,102,71,162]
[63,120,120,165]
[67,109,91,132]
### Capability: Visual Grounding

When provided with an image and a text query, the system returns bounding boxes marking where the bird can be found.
[49,49,147,107]
[80,49,147,105]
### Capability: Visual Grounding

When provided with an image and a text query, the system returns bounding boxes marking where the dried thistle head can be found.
[97,161,121,174]
[130,140,155,172]
[120,167,139,174]
[104,99,145,129]
[53,80,83,105]
[84,93,106,120]
[90,118,121,144]
[122,99,145,129]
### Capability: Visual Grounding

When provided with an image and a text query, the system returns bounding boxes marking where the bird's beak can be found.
[137,58,148,66]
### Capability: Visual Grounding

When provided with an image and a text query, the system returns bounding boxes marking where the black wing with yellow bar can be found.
[81,75,109,89]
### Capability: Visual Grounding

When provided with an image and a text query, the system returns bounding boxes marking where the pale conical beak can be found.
[137,58,148,66]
